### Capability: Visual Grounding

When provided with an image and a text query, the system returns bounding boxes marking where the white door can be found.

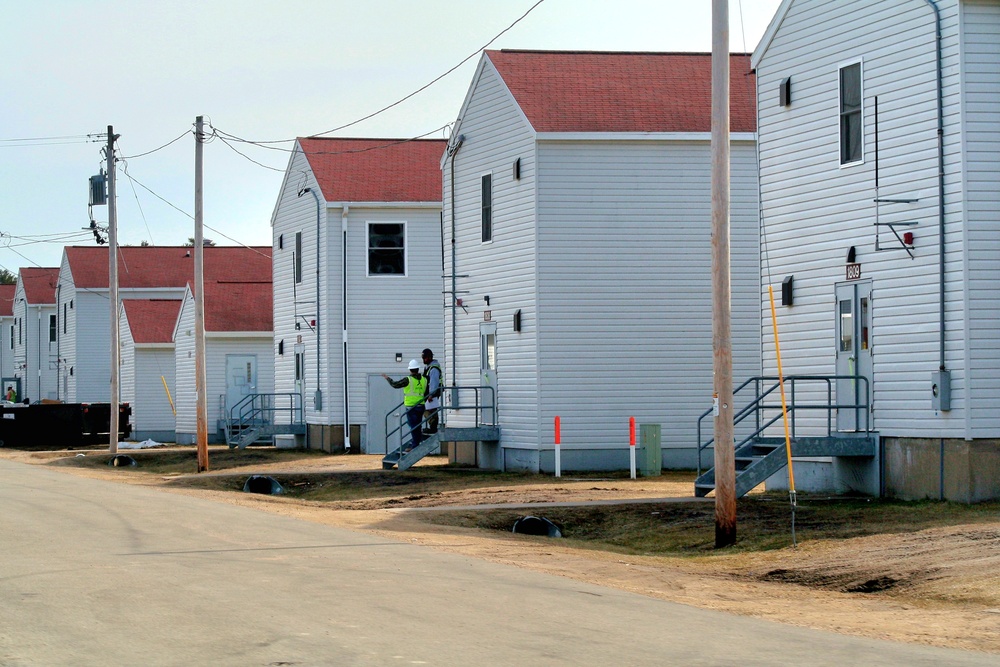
[479,322,497,424]
[366,373,403,454]
[835,282,872,432]
[226,354,257,414]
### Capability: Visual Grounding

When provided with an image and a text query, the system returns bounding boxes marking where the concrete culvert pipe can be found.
[512,516,562,538]
[243,475,284,495]
[108,454,137,467]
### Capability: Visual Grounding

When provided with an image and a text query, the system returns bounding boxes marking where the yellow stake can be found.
[160,375,176,416]
[768,285,795,493]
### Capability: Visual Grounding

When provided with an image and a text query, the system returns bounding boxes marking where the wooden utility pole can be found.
[194,116,209,472]
[711,0,736,547]
[107,125,120,455]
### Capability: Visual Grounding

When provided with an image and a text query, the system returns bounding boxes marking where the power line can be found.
[213,0,545,147]
[119,129,191,159]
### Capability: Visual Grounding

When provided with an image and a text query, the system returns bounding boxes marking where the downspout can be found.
[298,187,325,446]
[447,135,465,395]
[341,205,350,451]
[923,0,946,374]
[36,308,41,402]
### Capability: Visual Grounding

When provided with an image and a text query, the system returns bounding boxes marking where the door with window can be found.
[479,322,497,424]
[835,281,872,432]
[226,354,257,416]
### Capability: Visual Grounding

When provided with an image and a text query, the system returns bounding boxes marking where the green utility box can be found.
[638,424,662,477]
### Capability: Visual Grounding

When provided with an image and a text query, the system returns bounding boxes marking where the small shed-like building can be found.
[173,277,274,445]
[119,299,182,442]
[443,50,760,471]
[752,0,1000,500]
[270,137,446,452]
[13,267,60,403]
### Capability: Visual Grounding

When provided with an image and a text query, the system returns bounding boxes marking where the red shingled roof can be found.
[19,267,60,305]
[296,138,446,203]
[65,246,272,289]
[201,280,273,333]
[121,299,182,344]
[0,284,15,317]
[485,50,756,133]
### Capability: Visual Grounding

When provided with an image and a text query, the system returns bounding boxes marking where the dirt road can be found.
[4,448,999,653]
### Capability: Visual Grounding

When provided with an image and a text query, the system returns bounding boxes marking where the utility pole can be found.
[108,125,120,455]
[711,0,736,548]
[194,116,209,472]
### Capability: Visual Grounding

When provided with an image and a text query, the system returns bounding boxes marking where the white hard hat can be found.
[408,359,421,370]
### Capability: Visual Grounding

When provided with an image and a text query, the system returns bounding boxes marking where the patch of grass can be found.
[423,495,1000,556]
[47,446,331,475]
[174,468,576,502]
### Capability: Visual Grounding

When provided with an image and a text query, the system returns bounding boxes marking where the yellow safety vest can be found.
[404,376,428,407]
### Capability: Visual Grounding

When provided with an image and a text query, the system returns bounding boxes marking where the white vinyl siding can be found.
[271,148,320,419]
[271,143,444,433]
[754,0,981,438]
[173,292,274,442]
[12,282,59,402]
[536,140,760,455]
[344,207,444,428]
[444,58,538,449]
[133,348,176,439]
[961,0,1000,437]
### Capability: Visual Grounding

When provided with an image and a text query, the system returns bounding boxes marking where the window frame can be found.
[48,314,56,343]
[838,59,864,167]
[481,172,493,244]
[366,221,408,277]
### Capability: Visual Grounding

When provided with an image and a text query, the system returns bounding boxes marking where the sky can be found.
[0,0,783,273]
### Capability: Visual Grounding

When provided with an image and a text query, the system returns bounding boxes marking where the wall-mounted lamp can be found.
[278,339,284,355]
[781,276,794,306]
[395,353,403,363]
[514,309,522,332]
[903,232,914,246]
[847,246,857,264]
[484,295,490,306]
[779,77,792,106]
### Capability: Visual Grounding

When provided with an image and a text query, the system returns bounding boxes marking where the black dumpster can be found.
[0,403,132,449]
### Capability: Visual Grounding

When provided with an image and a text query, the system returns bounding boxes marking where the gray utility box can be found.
[638,424,662,477]
[932,370,951,411]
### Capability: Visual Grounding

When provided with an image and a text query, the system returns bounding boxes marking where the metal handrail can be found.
[384,385,496,457]
[696,375,871,477]
[226,393,304,446]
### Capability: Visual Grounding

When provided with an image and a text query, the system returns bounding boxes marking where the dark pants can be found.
[405,405,425,449]
[423,408,438,433]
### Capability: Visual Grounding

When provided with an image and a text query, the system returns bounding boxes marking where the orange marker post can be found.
[554,416,562,477]
[629,416,637,479]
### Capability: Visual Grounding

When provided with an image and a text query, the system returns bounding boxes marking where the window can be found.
[839,62,863,164]
[17,317,21,345]
[368,223,405,275]
[481,174,493,242]
[294,351,304,382]
[63,303,67,333]
[294,231,302,284]
[8,324,12,350]
[49,314,56,343]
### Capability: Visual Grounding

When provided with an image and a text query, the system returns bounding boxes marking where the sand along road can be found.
[0,457,994,666]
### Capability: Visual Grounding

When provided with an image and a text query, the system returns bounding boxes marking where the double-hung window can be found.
[839,61,863,165]
[368,223,406,276]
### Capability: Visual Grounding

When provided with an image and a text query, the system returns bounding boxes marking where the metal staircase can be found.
[225,393,306,449]
[694,376,877,498]
[381,385,500,470]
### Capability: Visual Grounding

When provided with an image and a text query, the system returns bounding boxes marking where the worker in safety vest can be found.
[382,359,428,451]
[421,348,442,435]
